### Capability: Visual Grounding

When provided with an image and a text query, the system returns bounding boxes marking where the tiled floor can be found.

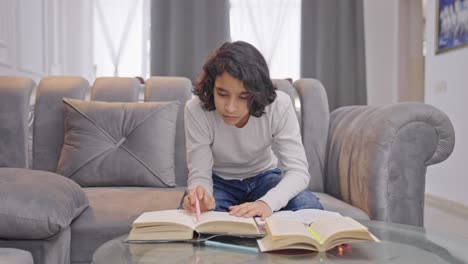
[424,197,468,239]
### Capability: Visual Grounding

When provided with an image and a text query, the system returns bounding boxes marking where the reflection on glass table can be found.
[93,219,468,264]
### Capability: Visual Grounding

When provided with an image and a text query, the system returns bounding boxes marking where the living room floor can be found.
[424,199,468,239]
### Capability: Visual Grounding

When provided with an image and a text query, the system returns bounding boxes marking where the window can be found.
[230,0,301,80]
[93,0,150,78]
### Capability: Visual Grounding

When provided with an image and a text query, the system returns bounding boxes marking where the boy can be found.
[182,41,323,220]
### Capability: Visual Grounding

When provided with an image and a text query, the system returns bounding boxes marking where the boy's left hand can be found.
[228,200,272,220]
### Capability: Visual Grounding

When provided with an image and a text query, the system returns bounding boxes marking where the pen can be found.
[203,240,258,254]
[195,196,201,222]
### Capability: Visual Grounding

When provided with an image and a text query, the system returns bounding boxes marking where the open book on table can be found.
[257,216,379,252]
[126,210,262,242]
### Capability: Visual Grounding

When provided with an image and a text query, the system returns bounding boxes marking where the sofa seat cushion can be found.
[0,168,88,239]
[70,187,185,263]
[56,98,180,187]
[0,248,34,264]
[315,192,370,220]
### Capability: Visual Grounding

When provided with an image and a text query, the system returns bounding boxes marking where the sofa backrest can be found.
[0,76,35,168]
[144,77,192,186]
[32,76,89,171]
[293,79,329,192]
[91,77,141,102]
[274,79,329,192]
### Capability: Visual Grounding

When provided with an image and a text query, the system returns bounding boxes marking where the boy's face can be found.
[213,72,250,128]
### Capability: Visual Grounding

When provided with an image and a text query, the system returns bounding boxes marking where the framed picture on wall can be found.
[436,0,468,54]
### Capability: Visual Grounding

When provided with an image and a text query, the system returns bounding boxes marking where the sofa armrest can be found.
[325,102,455,226]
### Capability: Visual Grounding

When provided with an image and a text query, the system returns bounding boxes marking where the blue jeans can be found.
[212,168,323,212]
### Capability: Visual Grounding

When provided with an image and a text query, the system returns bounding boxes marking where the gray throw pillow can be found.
[56,98,179,187]
[0,168,89,239]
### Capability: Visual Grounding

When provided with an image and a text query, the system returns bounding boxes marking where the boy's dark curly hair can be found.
[194,41,277,117]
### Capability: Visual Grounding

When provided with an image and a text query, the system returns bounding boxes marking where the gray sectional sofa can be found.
[0,75,455,264]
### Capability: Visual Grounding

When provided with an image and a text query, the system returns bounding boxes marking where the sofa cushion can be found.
[70,187,185,263]
[0,168,88,239]
[56,98,179,187]
[315,192,370,220]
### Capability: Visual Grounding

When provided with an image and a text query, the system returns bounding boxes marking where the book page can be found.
[257,233,317,252]
[255,209,342,226]
[309,217,369,246]
[197,211,254,224]
[266,218,312,238]
[257,218,320,251]
[196,211,259,235]
[272,209,342,224]
[132,210,196,229]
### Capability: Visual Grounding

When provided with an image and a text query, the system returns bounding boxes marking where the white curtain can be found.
[230,0,301,80]
[93,0,150,78]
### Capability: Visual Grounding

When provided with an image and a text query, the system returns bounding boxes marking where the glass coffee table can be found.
[92,219,468,263]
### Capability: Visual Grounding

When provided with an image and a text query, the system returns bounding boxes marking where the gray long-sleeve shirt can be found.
[184,90,311,211]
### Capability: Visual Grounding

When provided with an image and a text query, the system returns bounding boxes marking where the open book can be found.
[127,210,261,242]
[257,216,378,252]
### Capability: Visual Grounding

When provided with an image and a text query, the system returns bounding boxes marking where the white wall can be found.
[425,0,468,206]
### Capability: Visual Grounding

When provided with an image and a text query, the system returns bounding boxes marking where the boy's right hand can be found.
[183,185,215,213]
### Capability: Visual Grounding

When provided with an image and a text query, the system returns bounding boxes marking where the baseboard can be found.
[425,194,468,218]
